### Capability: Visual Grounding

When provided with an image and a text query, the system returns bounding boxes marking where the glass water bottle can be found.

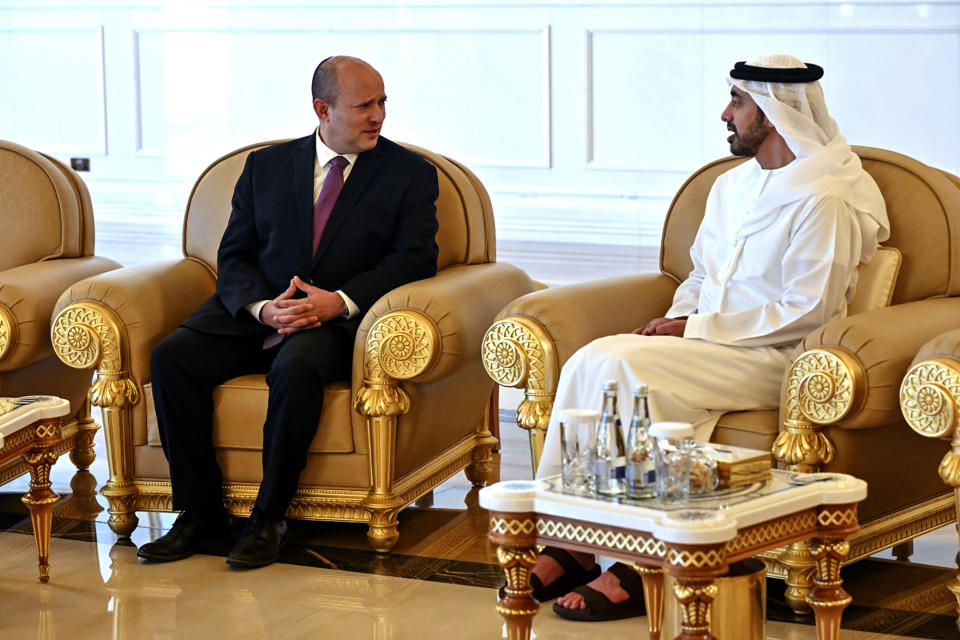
[625,383,656,498]
[595,380,627,495]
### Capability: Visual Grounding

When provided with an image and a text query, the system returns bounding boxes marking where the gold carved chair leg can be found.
[21,417,64,582]
[52,302,141,538]
[68,395,99,470]
[465,389,500,487]
[355,310,441,552]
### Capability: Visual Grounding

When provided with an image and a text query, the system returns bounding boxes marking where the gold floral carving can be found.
[773,347,862,470]
[482,318,558,426]
[0,304,17,361]
[792,349,863,424]
[672,578,718,635]
[51,302,140,408]
[367,310,439,381]
[901,358,960,439]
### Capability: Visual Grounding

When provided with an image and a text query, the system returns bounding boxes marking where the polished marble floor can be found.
[1,399,959,639]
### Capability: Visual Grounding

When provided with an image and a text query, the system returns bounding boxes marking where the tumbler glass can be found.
[559,408,599,496]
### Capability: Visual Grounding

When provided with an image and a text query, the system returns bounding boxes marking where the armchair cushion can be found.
[144,378,355,454]
[847,246,901,315]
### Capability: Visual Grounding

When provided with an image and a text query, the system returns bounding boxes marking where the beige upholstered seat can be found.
[481,146,960,611]
[0,139,120,482]
[50,140,535,551]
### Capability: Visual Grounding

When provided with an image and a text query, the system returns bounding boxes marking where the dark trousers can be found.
[150,325,353,517]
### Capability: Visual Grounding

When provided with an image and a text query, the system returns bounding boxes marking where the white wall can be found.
[2,1,958,282]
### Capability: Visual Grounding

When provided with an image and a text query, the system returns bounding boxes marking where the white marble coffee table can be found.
[480,470,866,640]
[0,395,70,582]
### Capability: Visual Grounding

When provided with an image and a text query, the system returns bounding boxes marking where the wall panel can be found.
[0,2,957,285]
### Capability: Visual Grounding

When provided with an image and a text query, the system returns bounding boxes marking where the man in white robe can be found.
[533,54,890,621]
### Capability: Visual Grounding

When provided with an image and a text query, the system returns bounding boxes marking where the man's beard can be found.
[729,112,769,157]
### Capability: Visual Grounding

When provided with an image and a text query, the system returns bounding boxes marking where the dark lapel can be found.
[292,133,317,270]
[310,140,383,268]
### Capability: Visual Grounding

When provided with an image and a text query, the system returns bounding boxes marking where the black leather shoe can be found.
[226,511,288,569]
[137,509,231,562]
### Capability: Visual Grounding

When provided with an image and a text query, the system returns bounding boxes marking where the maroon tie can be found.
[312,155,349,256]
[264,155,349,350]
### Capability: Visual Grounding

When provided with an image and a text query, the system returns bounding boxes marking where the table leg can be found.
[807,538,852,640]
[672,577,718,640]
[636,564,664,640]
[20,417,64,582]
[495,545,540,640]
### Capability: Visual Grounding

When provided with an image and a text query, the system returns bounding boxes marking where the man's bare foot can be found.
[531,549,595,589]
[556,569,630,609]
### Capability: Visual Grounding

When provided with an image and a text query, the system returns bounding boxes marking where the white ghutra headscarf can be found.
[728,54,890,264]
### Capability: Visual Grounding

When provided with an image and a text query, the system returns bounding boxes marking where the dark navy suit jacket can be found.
[183,134,440,336]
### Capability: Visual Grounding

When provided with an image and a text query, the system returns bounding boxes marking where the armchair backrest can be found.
[660,146,960,305]
[0,139,95,271]
[182,139,495,275]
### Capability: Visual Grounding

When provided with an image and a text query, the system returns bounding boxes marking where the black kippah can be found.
[729,61,824,83]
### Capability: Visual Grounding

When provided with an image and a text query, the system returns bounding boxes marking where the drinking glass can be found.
[560,408,599,496]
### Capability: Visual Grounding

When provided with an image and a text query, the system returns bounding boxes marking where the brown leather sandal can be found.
[498,547,601,602]
[552,562,646,621]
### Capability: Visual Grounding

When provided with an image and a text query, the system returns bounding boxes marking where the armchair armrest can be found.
[481,272,677,470]
[774,297,960,470]
[494,272,678,367]
[0,256,120,370]
[353,261,535,415]
[51,258,216,387]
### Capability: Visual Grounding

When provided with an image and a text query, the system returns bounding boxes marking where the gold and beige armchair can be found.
[901,327,960,626]
[482,146,960,612]
[49,141,535,552]
[0,139,120,484]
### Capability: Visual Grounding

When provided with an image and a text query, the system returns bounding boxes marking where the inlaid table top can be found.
[0,396,70,447]
[479,470,866,546]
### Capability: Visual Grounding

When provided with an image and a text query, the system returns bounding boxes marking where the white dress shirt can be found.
[245,129,361,323]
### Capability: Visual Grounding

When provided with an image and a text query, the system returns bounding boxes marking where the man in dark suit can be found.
[137,56,439,568]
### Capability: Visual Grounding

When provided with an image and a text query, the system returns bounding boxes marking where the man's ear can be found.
[313,98,330,122]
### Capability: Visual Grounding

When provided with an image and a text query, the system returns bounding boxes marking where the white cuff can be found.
[336,290,360,319]
[245,300,270,324]
[683,313,706,339]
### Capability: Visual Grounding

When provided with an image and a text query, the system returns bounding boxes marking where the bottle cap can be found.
[633,383,649,395]
[649,421,695,441]
[603,380,617,391]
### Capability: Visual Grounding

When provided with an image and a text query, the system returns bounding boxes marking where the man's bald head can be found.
[311,56,377,106]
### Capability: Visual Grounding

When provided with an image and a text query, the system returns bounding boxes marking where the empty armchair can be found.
[0,139,120,480]
[49,140,535,551]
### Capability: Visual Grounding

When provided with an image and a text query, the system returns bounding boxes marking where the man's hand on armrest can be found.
[635,316,687,336]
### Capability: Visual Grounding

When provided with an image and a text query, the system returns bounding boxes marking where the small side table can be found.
[480,471,866,640]
[0,395,70,582]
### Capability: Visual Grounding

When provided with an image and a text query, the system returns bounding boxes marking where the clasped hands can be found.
[633,316,687,337]
[260,276,345,335]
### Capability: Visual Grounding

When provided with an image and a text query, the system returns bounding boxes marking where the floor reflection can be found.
[0,409,958,639]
